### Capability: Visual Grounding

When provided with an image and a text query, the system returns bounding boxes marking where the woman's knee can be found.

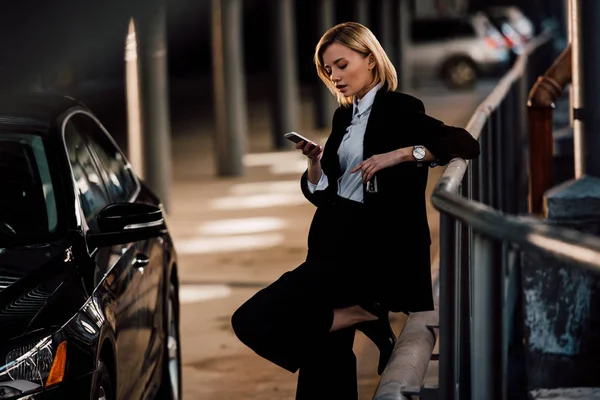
[231,286,275,336]
[231,300,256,340]
[231,269,305,342]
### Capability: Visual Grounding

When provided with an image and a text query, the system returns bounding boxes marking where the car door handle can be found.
[133,254,150,270]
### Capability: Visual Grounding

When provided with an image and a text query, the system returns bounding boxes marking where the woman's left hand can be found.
[351,151,402,183]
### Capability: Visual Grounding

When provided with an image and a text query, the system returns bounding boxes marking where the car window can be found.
[412,19,475,43]
[0,133,59,246]
[64,120,111,230]
[69,114,138,203]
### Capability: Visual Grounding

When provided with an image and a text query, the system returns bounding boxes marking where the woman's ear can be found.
[368,54,376,70]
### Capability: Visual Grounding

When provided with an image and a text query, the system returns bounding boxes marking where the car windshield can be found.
[0,133,59,247]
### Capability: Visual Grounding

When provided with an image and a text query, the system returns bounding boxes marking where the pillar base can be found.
[520,175,600,389]
[544,175,600,234]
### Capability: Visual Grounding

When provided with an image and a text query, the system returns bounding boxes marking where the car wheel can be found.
[442,58,478,90]
[157,281,182,400]
[92,360,114,400]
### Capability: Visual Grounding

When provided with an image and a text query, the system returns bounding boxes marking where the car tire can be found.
[156,281,182,400]
[92,360,114,400]
[442,57,478,90]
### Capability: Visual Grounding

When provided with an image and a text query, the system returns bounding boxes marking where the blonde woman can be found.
[232,22,479,399]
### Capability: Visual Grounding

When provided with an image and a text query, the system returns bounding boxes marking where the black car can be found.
[0,94,181,399]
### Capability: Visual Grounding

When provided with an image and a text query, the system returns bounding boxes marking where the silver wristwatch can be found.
[412,145,426,163]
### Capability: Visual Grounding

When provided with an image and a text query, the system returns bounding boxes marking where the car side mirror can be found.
[87,203,165,248]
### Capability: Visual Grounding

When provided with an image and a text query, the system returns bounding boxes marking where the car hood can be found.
[0,240,86,341]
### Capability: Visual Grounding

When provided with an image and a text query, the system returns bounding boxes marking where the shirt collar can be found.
[353,83,382,117]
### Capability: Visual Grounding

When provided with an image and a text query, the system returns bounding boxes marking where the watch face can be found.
[413,146,426,160]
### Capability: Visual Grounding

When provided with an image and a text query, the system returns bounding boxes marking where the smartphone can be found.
[284,131,318,148]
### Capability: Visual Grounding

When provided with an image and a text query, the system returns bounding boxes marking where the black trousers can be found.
[231,196,377,399]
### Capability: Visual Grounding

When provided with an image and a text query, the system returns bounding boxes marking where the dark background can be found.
[0,0,566,89]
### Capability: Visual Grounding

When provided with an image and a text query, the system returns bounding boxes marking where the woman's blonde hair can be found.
[314,22,398,107]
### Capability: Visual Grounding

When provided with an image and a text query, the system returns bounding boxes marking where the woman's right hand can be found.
[296,141,323,164]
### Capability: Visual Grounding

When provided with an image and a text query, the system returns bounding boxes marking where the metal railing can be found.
[433,31,600,400]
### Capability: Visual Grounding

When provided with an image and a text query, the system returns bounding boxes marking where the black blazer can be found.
[299,88,480,312]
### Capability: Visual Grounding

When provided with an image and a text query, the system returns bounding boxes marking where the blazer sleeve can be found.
[300,170,331,207]
[299,107,344,207]
[410,104,481,166]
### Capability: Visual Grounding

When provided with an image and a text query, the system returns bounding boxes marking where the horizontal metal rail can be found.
[372,311,438,400]
[433,174,600,270]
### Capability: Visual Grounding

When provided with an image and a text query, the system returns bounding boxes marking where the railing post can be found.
[495,104,505,212]
[516,76,530,214]
[500,240,510,393]
[458,174,472,400]
[472,233,504,400]
[504,86,517,214]
[486,117,495,208]
[479,125,489,205]
[471,157,480,203]
[468,154,480,400]
[439,212,457,400]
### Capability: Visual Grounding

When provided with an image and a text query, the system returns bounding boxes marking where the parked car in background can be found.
[486,6,535,42]
[409,11,510,90]
[486,14,527,55]
[0,94,181,400]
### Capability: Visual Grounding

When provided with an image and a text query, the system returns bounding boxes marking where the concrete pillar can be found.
[396,0,411,91]
[355,0,369,26]
[576,0,600,176]
[211,0,248,176]
[136,0,172,212]
[567,0,573,128]
[271,0,300,149]
[415,0,436,18]
[379,0,396,67]
[125,18,144,180]
[570,0,585,178]
[314,0,337,129]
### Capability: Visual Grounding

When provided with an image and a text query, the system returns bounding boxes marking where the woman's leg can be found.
[296,328,358,400]
[231,260,334,373]
[330,305,378,332]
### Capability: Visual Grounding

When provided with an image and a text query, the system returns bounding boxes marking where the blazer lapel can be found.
[363,88,387,159]
[336,105,353,137]
[322,105,352,184]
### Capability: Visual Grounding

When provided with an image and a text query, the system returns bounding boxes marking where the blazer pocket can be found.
[376,162,419,193]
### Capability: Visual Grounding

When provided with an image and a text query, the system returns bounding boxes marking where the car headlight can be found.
[0,336,67,398]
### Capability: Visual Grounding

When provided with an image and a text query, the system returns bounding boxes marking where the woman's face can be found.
[322,42,375,100]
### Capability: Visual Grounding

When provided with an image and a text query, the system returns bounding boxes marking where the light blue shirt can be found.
[307,83,381,203]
